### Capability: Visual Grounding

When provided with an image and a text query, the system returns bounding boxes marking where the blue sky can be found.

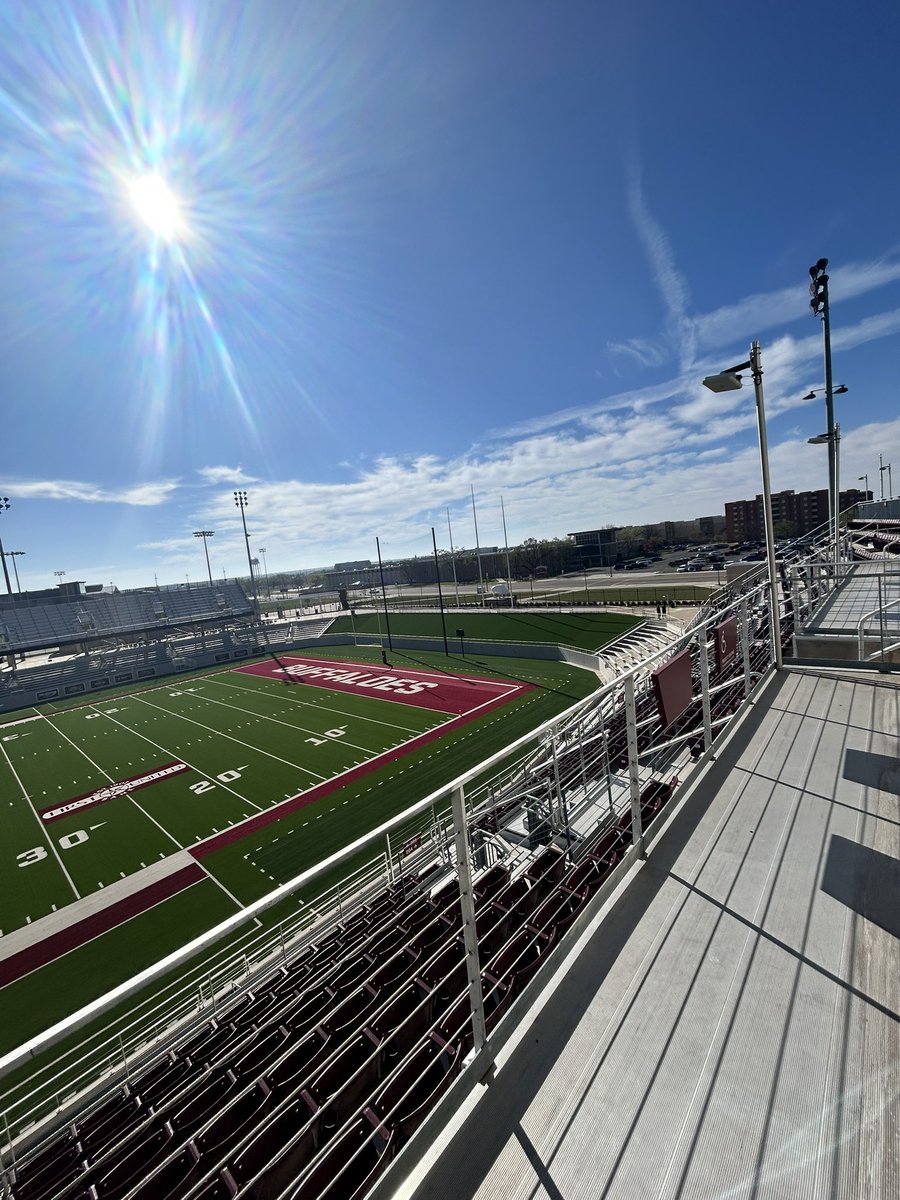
[1,0,898,590]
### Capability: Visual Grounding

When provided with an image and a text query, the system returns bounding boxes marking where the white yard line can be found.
[209,674,436,738]
[44,717,185,852]
[131,694,330,782]
[177,681,394,759]
[84,707,266,814]
[0,739,81,899]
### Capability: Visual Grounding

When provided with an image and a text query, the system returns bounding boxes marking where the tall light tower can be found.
[258,547,270,599]
[4,550,24,593]
[0,497,12,595]
[233,491,257,610]
[193,530,215,586]
[809,259,840,558]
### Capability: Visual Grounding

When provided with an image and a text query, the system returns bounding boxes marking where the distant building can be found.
[725,488,870,542]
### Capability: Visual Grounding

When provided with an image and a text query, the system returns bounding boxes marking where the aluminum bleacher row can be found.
[4,780,681,1200]
[0,586,252,654]
[1,566,806,1200]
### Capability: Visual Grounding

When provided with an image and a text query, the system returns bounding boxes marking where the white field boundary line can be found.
[43,717,185,855]
[130,694,329,785]
[155,681,395,762]
[0,739,81,900]
[208,674,439,738]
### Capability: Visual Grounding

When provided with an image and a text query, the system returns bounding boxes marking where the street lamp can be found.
[3,550,24,593]
[879,453,893,501]
[258,548,270,599]
[703,340,782,668]
[802,384,848,561]
[193,530,215,586]
[808,258,841,552]
[808,424,842,562]
[858,474,869,499]
[233,491,258,613]
[0,497,12,595]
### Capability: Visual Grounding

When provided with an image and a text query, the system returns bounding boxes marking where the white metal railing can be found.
[857,594,900,660]
[0,565,798,1200]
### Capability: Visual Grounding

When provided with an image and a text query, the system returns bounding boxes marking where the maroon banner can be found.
[713,616,738,673]
[651,648,693,729]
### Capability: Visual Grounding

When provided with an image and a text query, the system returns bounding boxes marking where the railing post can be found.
[623,675,644,857]
[384,832,394,882]
[697,629,713,753]
[740,599,752,699]
[449,783,490,1063]
[550,730,572,859]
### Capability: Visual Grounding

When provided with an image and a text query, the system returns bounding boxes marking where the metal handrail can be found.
[857,595,900,660]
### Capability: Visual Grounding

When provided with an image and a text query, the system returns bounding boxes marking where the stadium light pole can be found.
[471,485,485,605]
[703,340,782,669]
[880,453,893,500]
[233,491,258,615]
[802,383,848,566]
[500,495,513,604]
[431,527,450,654]
[809,258,840,556]
[4,551,24,593]
[446,507,461,607]
[258,548,270,599]
[193,530,215,586]
[0,497,13,595]
[808,425,842,562]
[375,536,394,653]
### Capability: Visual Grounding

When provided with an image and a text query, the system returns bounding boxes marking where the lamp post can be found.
[193,530,215,586]
[233,491,258,614]
[858,474,869,499]
[879,454,893,500]
[446,508,461,607]
[0,497,12,595]
[808,424,842,563]
[802,384,848,566]
[809,258,839,550]
[258,548,270,599]
[4,551,24,593]
[703,340,782,668]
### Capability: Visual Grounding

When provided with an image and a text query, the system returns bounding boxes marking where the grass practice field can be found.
[329,608,641,648]
[0,638,606,1050]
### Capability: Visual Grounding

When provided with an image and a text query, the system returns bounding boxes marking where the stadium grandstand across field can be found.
[0,531,896,1200]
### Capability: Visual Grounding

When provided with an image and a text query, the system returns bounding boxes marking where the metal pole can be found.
[750,341,783,669]
[431,527,449,654]
[819,272,838,562]
[623,676,644,857]
[833,426,841,568]
[697,630,712,752]
[375,536,393,652]
[0,497,12,595]
[740,598,752,698]
[500,495,513,604]
[449,784,489,1061]
[471,485,485,605]
[446,507,461,607]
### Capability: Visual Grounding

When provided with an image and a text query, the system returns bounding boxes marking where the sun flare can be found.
[127,171,185,241]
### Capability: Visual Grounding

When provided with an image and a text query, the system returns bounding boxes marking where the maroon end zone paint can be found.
[38,761,189,824]
[233,655,522,715]
[0,864,205,987]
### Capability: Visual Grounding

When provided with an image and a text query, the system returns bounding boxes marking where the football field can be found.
[0,654,528,939]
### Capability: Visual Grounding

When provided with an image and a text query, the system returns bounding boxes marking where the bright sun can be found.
[127,172,185,241]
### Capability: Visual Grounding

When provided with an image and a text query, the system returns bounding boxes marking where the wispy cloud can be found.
[608,163,696,371]
[8,479,179,505]
[196,465,259,486]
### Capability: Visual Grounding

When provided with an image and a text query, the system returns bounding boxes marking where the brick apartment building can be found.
[725,487,870,542]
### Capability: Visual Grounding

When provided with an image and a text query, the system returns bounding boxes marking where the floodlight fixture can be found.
[701,361,751,394]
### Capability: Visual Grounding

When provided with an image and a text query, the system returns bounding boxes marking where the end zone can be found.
[233,655,526,716]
